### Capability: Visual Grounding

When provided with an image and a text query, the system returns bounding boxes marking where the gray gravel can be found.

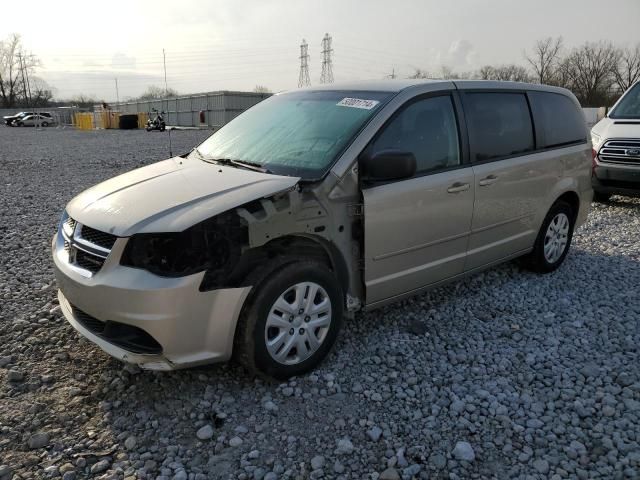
[1,125,639,479]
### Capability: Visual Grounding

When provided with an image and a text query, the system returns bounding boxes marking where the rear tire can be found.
[234,260,343,380]
[523,201,575,273]
[41,122,49,127]
[593,191,611,203]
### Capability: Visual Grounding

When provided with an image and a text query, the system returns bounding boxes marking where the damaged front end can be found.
[120,211,248,280]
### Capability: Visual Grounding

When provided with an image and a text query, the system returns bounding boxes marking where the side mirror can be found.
[359,149,417,183]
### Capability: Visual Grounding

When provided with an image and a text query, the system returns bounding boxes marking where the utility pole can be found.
[115,78,120,105]
[18,53,29,105]
[320,33,334,84]
[298,39,311,88]
[163,48,168,114]
[387,68,397,79]
[163,48,168,96]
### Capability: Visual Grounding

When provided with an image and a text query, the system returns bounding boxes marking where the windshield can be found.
[193,90,392,179]
[610,82,640,119]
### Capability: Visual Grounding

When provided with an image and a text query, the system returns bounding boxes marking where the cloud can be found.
[432,39,476,69]
[447,40,475,67]
[111,53,137,71]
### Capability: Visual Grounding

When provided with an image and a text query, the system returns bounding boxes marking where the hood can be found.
[592,117,640,140]
[66,156,299,237]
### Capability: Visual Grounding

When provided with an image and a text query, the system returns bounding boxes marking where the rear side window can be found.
[529,92,587,147]
[369,95,460,174]
[463,93,534,162]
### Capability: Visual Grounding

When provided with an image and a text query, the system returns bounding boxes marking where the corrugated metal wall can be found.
[110,91,271,128]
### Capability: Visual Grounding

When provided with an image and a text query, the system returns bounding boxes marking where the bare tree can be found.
[612,44,640,93]
[30,77,53,107]
[408,68,431,79]
[137,85,178,100]
[563,41,621,106]
[68,94,99,108]
[253,85,271,93]
[436,65,472,80]
[525,36,564,84]
[477,64,532,82]
[0,33,40,107]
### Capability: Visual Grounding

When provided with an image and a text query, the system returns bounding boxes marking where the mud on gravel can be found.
[0,125,639,480]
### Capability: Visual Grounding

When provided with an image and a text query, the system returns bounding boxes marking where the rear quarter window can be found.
[462,92,534,162]
[529,91,587,148]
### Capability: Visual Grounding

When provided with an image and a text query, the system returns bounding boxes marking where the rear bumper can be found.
[592,164,640,197]
[53,235,252,370]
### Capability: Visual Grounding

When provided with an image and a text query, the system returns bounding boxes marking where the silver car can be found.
[16,113,55,127]
[53,80,592,379]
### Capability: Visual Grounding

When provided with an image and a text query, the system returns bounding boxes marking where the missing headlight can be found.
[121,213,247,278]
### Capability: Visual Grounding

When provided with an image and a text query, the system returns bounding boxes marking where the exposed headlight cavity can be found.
[121,213,247,278]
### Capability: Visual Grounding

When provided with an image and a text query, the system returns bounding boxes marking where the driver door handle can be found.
[479,174,499,186]
[447,182,470,193]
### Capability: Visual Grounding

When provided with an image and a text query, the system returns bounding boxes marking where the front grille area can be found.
[75,249,106,273]
[598,139,640,166]
[73,306,106,333]
[60,215,118,276]
[80,225,117,250]
[71,305,163,355]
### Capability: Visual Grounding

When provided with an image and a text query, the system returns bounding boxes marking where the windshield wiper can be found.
[191,147,205,159]
[210,157,272,174]
[191,148,272,173]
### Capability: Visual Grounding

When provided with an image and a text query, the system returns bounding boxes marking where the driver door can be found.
[362,93,474,304]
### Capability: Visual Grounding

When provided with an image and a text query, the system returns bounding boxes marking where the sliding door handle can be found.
[479,174,499,186]
[447,182,470,193]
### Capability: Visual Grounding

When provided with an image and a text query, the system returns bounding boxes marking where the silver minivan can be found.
[53,80,592,379]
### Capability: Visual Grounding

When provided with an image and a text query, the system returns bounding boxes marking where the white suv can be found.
[591,81,640,201]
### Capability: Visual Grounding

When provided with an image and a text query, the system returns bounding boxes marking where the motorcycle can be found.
[146,109,166,132]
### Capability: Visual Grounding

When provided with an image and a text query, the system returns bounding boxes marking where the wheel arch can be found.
[554,190,580,219]
[253,234,351,298]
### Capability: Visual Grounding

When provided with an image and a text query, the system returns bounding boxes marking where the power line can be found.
[320,33,334,84]
[298,39,310,88]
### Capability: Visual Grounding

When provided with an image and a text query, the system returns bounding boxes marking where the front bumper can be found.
[592,163,640,197]
[52,234,251,370]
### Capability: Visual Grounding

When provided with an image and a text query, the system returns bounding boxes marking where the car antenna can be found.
[168,126,173,157]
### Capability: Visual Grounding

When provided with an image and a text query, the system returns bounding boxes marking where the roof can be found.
[297,79,443,93]
[291,79,574,97]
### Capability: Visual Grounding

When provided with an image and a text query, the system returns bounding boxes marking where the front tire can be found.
[523,201,575,273]
[234,261,343,380]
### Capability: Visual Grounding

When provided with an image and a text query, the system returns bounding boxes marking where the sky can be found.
[2,0,639,102]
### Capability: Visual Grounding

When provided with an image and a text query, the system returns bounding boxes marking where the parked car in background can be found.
[14,113,55,127]
[591,81,640,201]
[3,111,34,126]
[52,80,592,379]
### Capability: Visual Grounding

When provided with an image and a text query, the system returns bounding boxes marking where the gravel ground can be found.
[1,125,639,480]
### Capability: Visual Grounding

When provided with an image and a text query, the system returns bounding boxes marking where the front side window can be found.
[369,95,460,174]
[463,92,534,162]
[609,82,640,119]
[194,90,391,179]
[529,91,587,148]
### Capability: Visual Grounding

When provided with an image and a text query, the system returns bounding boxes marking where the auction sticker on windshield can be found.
[337,98,380,109]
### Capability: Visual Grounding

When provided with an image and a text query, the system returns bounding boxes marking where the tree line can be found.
[411,37,640,107]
